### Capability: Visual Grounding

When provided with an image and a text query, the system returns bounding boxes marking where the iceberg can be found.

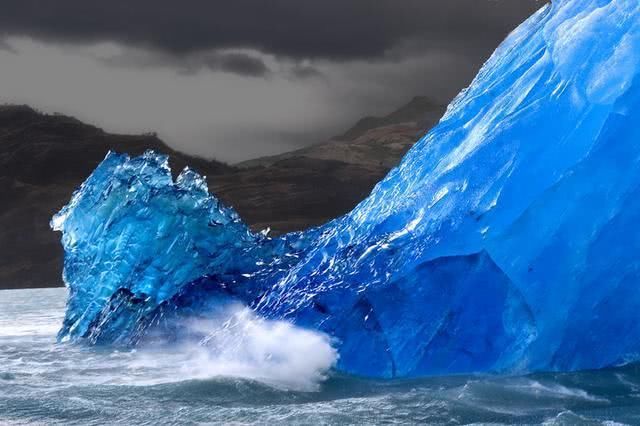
[52,0,640,378]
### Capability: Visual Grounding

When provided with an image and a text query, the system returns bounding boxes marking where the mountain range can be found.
[0,97,445,289]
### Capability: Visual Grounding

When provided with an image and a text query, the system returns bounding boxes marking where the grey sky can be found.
[0,1,544,163]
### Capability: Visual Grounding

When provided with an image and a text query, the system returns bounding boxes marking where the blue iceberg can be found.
[52,0,640,378]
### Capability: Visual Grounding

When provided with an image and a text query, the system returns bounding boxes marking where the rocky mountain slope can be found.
[0,105,232,289]
[0,98,445,289]
[239,96,445,169]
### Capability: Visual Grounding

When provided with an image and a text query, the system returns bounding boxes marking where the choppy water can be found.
[1,288,640,425]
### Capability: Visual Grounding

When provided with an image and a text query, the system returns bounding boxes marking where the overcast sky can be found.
[0,0,543,163]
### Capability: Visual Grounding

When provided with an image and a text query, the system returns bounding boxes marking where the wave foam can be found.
[127,304,338,391]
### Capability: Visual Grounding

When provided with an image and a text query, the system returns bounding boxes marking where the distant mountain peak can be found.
[337,96,446,141]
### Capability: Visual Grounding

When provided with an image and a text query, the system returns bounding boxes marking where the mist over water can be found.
[130,304,338,391]
[2,288,640,425]
[0,289,336,391]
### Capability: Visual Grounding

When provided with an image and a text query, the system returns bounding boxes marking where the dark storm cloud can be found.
[100,49,271,77]
[0,0,545,162]
[1,0,544,62]
[204,53,270,77]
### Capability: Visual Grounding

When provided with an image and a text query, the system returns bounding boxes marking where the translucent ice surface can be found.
[53,0,640,378]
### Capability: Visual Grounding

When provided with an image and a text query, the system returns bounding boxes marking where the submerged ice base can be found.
[53,0,640,378]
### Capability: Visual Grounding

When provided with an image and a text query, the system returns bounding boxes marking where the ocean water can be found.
[1,288,640,425]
